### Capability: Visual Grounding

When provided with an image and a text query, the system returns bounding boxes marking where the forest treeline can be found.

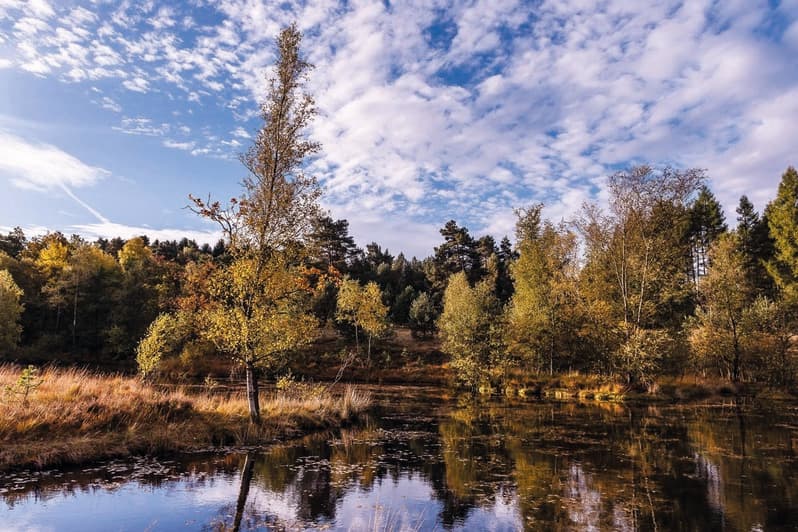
[1,165,796,391]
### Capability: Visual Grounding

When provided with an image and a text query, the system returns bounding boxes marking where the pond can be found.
[2,386,798,531]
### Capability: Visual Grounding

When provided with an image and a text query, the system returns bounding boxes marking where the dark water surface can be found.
[2,386,798,531]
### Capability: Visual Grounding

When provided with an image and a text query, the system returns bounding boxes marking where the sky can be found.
[0,0,796,259]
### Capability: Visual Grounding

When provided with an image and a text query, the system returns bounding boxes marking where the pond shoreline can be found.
[0,366,371,473]
[3,364,794,474]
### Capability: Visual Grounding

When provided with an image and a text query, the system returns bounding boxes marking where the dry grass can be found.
[0,365,370,472]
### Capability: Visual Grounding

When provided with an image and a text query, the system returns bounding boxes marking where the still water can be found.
[2,386,797,531]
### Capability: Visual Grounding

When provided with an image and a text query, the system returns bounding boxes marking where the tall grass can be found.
[0,365,370,471]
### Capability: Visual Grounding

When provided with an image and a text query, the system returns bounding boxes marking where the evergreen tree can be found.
[736,195,774,295]
[430,220,481,292]
[495,236,516,302]
[689,185,727,285]
[765,166,798,300]
[307,216,360,272]
[0,227,26,258]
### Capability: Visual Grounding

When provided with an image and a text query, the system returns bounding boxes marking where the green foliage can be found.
[438,272,507,390]
[336,278,389,362]
[765,166,798,299]
[736,195,774,295]
[688,233,754,381]
[742,296,796,385]
[0,269,24,353]
[136,313,186,378]
[307,216,360,271]
[689,185,728,283]
[430,220,482,292]
[409,291,437,337]
[0,227,26,258]
[201,256,318,373]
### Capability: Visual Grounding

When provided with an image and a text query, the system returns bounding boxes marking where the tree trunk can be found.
[232,453,255,532]
[732,342,741,383]
[245,362,261,423]
[731,319,741,383]
[72,274,79,348]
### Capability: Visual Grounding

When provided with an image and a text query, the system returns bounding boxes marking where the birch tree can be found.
[189,24,321,423]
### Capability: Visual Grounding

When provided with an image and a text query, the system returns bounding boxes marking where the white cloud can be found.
[163,138,195,150]
[99,96,121,112]
[230,126,250,138]
[0,131,108,191]
[71,222,222,245]
[113,117,169,136]
[122,76,150,93]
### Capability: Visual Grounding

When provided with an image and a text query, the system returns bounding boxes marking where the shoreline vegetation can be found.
[2,362,792,473]
[0,365,370,473]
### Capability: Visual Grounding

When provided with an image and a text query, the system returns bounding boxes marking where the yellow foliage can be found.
[118,237,153,272]
[202,255,318,372]
[35,239,69,275]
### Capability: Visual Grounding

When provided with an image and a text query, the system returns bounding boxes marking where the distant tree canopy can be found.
[3,163,798,391]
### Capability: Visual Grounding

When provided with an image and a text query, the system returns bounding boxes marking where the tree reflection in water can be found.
[2,388,798,531]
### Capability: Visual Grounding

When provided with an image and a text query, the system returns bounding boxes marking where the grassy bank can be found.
[0,365,370,472]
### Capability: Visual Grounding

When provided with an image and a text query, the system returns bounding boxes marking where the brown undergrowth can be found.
[0,365,370,472]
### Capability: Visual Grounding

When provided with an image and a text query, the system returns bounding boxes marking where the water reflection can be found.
[2,388,798,531]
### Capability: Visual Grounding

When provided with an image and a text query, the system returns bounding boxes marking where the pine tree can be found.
[689,185,727,285]
[307,216,360,272]
[765,166,798,300]
[735,195,773,295]
[431,221,481,290]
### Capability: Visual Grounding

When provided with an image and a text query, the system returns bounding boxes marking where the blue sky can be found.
[0,0,797,258]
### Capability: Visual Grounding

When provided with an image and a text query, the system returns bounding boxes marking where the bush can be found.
[615,328,671,388]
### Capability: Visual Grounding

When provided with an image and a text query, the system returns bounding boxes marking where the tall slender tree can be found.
[189,24,321,423]
[689,233,753,382]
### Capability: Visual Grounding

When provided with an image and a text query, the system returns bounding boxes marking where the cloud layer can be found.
[1,0,797,255]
